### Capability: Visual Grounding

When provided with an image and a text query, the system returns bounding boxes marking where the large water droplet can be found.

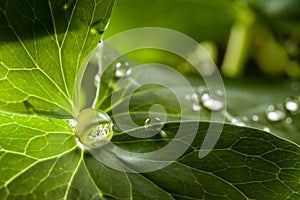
[285,100,299,112]
[115,61,131,78]
[201,93,224,111]
[75,108,113,148]
[265,105,286,122]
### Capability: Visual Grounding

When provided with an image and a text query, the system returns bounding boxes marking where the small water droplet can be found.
[285,117,293,124]
[192,103,201,111]
[242,116,248,121]
[231,118,245,126]
[185,93,198,101]
[115,62,131,78]
[252,115,259,122]
[285,100,299,112]
[68,119,77,131]
[144,117,164,133]
[75,108,113,148]
[94,74,100,87]
[263,126,271,132]
[198,86,206,94]
[90,19,109,35]
[201,93,224,111]
[216,89,224,96]
[266,105,286,122]
[159,130,168,138]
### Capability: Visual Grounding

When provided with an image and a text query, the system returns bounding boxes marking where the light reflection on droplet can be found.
[75,108,113,149]
[115,62,131,78]
[263,126,271,132]
[231,118,246,126]
[252,115,259,122]
[266,105,286,122]
[144,117,164,133]
[285,100,299,112]
[192,103,201,111]
[68,119,77,131]
[185,93,198,101]
[266,110,286,122]
[201,93,224,111]
[285,117,293,124]
[94,74,100,87]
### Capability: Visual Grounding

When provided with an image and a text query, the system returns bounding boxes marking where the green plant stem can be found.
[221,6,254,77]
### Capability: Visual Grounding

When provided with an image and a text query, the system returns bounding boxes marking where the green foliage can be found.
[0,0,300,199]
[1,113,299,199]
[0,0,114,117]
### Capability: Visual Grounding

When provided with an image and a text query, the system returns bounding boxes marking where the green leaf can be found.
[224,79,300,145]
[0,0,114,118]
[94,58,300,145]
[0,112,299,199]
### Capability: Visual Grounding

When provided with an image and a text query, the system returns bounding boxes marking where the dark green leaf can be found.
[1,113,299,199]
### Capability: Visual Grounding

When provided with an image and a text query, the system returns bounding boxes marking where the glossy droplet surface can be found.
[144,117,164,133]
[185,93,198,101]
[115,62,131,78]
[94,74,100,87]
[265,105,286,122]
[68,119,77,131]
[285,117,293,124]
[75,108,113,148]
[201,93,224,111]
[252,115,259,122]
[90,19,110,35]
[192,103,201,111]
[285,100,299,112]
[263,126,271,132]
[231,118,245,126]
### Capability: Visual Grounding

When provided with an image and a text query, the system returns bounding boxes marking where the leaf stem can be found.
[221,5,255,77]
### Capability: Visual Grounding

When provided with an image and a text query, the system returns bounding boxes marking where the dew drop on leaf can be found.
[68,119,77,131]
[198,86,206,94]
[75,108,113,148]
[285,117,293,124]
[242,116,248,121]
[192,103,201,111]
[285,100,299,112]
[185,93,198,101]
[263,126,271,132]
[94,74,100,87]
[251,115,259,122]
[231,118,245,126]
[265,105,286,122]
[115,61,131,78]
[90,19,109,35]
[201,93,224,111]
[216,89,224,96]
[144,117,164,133]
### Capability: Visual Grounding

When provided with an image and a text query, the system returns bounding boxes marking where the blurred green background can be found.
[104,0,300,79]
